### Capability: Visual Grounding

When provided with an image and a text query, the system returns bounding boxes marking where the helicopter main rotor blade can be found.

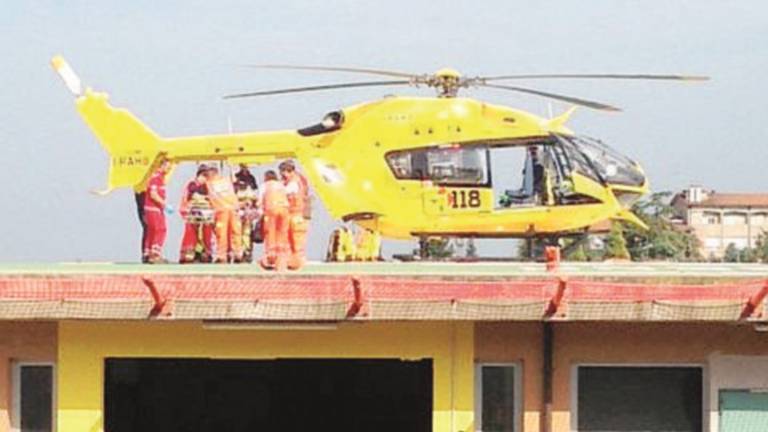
[481,83,622,112]
[223,80,412,99]
[480,73,709,82]
[242,64,418,79]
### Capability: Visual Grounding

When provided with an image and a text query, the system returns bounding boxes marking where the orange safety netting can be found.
[0,275,765,322]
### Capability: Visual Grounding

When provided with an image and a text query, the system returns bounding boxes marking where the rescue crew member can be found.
[143,160,172,264]
[206,166,243,263]
[234,165,259,263]
[527,146,546,204]
[279,160,310,270]
[235,164,258,190]
[134,186,149,263]
[258,170,289,271]
[179,165,214,263]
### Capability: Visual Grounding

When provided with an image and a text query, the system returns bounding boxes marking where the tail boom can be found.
[54,56,306,192]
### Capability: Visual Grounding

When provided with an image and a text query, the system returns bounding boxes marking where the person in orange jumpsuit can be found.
[143,160,172,264]
[279,160,310,270]
[258,170,290,271]
[179,165,214,263]
[205,166,243,263]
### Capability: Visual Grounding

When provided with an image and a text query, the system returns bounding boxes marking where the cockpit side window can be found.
[386,144,490,186]
[566,135,645,187]
[554,135,603,184]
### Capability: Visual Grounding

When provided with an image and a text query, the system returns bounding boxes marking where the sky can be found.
[1,0,766,263]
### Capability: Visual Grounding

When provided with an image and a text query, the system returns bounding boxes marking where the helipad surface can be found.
[0,261,766,281]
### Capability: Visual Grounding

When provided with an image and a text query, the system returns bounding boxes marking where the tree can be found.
[723,243,739,262]
[623,192,702,261]
[739,247,758,263]
[756,231,768,263]
[565,243,589,261]
[422,237,454,260]
[604,223,631,260]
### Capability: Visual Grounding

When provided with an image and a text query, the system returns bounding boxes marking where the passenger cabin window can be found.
[13,363,54,432]
[386,145,489,186]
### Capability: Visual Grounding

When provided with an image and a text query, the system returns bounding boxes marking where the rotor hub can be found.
[427,68,464,97]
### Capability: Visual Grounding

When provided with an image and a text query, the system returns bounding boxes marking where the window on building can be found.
[12,362,54,432]
[724,212,748,226]
[476,363,520,432]
[751,212,768,226]
[386,144,489,186]
[576,365,702,432]
[720,389,768,432]
[703,211,721,225]
[704,238,721,248]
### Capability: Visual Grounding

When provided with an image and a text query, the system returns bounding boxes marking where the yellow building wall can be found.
[57,321,474,432]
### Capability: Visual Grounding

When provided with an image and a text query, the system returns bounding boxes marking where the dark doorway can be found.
[105,358,433,432]
[577,366,703,432]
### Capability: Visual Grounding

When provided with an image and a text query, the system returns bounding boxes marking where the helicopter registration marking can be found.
[447,189,481,209]
[113,156,150,167]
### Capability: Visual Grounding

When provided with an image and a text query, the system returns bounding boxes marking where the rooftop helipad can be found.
[0,261,767,280]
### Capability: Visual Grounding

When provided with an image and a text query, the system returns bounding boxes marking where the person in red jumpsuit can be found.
[179,165,214,263]
[134,186,149,263]
[258,170,290,271]
[143,160,172,264]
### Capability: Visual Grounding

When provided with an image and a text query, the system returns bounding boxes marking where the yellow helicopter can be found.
[51,56,706,244]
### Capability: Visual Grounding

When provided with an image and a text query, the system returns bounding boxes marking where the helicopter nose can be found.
[613,189,644,208]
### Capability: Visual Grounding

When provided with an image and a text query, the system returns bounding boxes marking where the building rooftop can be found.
[690,193,768,208]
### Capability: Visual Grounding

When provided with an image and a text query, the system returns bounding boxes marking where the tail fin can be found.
[52,56,161,192]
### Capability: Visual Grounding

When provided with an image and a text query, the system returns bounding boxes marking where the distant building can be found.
[671,186,768,259]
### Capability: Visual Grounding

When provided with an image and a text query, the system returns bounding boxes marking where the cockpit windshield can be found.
[556,135,645,187]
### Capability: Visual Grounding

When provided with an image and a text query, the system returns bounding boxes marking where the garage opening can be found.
[577,366,702,432]
[105,358,433,432]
